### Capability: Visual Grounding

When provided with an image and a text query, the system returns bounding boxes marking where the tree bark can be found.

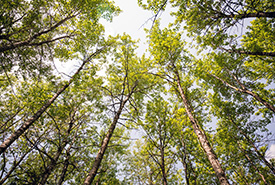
[83,82,136,185]
[0,47,106,155]
[160,145,168,185]
[173,68,229,185]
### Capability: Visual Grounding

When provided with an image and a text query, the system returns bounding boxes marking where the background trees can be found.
[0,0,275,184]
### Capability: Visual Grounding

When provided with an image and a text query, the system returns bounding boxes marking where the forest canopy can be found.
[0,0,274,184]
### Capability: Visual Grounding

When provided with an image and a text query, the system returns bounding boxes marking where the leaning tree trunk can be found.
[83,85,136,185]
[0,47,106,155]
[173,68,230,185]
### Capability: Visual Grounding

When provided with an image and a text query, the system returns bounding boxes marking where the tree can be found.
[139,96,179,185]
[0,63,105,184]
[0,46,106,155]
[1,1,275,184]
[147,24,230,185]
[84,34,157,184]
[0,0,120,77]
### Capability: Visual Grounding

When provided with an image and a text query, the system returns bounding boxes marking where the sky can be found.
[56,0,275,159]
[100,0,176,55]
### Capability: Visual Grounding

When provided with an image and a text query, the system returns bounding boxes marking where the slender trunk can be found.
[179,137,190,185]
[230,118,275,174]
[209,73,275,114]
[0,47,106,155]
[57,158,69,185]
[160,145,168,185]
[237,142,269,185]
[83,88,135,185]
[173,68,229,185]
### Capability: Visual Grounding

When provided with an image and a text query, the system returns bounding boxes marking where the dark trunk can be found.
[83,87,135,184]
[160,145,168,185]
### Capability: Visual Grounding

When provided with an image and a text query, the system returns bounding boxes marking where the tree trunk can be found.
[179,137,190,185]
[160,145,168,185]
[173,68,229,185]
[0,47,106,155]
[83,90,134,185]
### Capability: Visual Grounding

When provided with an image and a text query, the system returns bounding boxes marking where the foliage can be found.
[0,0,274,184]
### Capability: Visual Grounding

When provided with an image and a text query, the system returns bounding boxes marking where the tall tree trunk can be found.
[0,47,106,155]
[83,84,136,185]
[173,68,229,185]
[160,145,168,185]
[179,137,190,185]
